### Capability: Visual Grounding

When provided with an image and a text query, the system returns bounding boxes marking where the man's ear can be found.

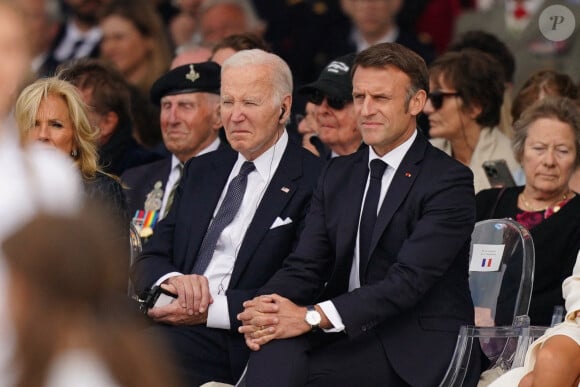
[211,103,222,131]
[279,95,292,123]
[409,89,427,116]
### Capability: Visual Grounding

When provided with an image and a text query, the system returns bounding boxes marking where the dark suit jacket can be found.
[121,157,172,220]
[131,139,323,376]
[259,132,476,386]
[121,141,228,221]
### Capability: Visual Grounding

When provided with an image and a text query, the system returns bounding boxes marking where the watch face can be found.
[306,310,321,326]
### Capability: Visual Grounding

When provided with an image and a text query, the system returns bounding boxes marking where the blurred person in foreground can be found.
[3,206,183,387]
[424,49,519,193]
[131,49,322,385]
[476,97,580,326]
[0,1,83,382]
[238,42,478,387]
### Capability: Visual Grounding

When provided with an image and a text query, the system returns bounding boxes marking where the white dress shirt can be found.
[156,131,289,329]
[319,130,417,332]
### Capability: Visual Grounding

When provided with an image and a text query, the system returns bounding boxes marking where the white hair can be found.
[221,49,292,104]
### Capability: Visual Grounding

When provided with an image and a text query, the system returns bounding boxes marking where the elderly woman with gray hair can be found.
[476,97,580,327]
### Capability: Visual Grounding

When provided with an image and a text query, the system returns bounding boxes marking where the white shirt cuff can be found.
[206,294,230,329]
[318,300,345,333]
[154,272,182,287]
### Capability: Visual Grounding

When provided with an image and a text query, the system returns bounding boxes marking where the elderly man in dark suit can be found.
[239,42,480,387]
[131,49,323,386]
[122,61,224,239]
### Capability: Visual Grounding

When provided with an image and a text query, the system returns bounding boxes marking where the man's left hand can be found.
[237,294,311,350]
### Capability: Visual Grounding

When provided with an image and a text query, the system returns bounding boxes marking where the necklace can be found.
[520,191,569,212]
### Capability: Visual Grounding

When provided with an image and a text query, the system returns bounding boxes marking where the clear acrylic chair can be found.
[439,218,537,386]
[128,223,142,297]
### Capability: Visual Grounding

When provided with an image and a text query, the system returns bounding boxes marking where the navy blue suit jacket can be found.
[130,139,322,375]
[259,132,476,386]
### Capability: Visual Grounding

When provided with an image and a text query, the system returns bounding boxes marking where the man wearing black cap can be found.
[131,49,323,386]
[299,53,364,159]
[122,61,224,239]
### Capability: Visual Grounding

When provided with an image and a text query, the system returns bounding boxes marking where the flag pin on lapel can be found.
[281,186,290,193]
[405,172,412,178]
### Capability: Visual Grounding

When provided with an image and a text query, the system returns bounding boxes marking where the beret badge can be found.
[186,64,200,83]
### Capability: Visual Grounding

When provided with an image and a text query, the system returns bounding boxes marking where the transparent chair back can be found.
[439,218,536,387]
[128,223,142,297]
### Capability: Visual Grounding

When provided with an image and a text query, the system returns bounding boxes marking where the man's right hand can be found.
[164,274,213,315]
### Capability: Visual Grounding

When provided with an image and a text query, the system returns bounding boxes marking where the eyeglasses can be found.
[428,91,460,110]
[308,90,349,111]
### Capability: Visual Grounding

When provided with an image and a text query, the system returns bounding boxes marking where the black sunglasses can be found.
[308,90,349,110]
[428,91,460,110]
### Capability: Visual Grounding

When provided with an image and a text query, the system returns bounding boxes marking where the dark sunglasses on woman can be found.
[428,90,460,110]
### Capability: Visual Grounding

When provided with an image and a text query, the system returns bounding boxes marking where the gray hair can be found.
[512,96,580,167]
[221,49,292,105]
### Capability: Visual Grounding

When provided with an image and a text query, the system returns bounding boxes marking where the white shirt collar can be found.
[235,130,288,182]
[367,129,417,170]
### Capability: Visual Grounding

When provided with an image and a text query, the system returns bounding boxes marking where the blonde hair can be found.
[15,77,100,180]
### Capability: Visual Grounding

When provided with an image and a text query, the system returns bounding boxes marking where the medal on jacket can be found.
[144,181,164,212]
[132,181,164,239]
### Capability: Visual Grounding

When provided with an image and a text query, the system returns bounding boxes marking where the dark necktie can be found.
[359,159,387,282]
[162,163,183,219]
[67,38,85,61]
[192,161,255,274]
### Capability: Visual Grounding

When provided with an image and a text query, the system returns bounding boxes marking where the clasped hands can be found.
[147,274,212,326]
[237,294,311,351]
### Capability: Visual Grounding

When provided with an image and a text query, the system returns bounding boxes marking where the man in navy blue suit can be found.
[238,42,480,387]
[131,49,323,386]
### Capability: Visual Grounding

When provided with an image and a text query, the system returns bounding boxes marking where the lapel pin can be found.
[405,172,412,178]
[281,186,290,193]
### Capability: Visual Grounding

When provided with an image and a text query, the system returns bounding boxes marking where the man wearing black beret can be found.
[122,61,225,239]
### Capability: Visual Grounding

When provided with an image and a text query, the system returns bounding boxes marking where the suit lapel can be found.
[361,134,427,277]
[336,151,368,258]
[229,143,302,286]
[182,149,237,273]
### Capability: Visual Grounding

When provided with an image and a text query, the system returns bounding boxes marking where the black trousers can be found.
[146,324,234,386]
[246,331,410,387]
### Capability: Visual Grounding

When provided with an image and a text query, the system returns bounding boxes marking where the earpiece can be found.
[279,106,286,120]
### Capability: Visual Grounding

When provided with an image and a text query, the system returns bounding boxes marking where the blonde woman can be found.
[15,77,129,253]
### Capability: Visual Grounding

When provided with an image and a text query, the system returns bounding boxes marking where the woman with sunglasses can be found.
[423,49,519,193]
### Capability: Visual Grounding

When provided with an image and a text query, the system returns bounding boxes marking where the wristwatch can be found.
[305,305,322,331]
